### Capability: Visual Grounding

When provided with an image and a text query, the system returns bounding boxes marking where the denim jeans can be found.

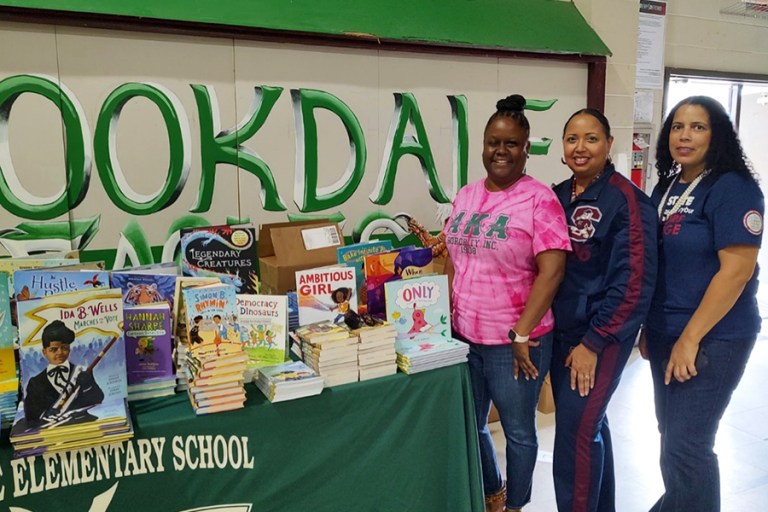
[646,329,757,512]
[467,332,552,509]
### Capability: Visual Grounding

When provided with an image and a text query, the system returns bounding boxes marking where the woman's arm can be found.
[512,249,566,380]
[664,244,758,384]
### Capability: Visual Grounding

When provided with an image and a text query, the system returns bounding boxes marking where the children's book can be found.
[180,224,259,294]
[0,257,77,296]
[236,294,288,368]
[13,269,109,302]
[123,303,175,387]
[295,266,357,326]
[336,240,392,308]
[0,273,17,426]
[112,262,180,275]
[365,247,434,318]
[181,283,239,358]
[110,272,178,310]
[384,274,451,342]
[13,288,129,435]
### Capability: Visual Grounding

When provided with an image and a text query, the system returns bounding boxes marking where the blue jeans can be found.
[646,329,757,512]
[467,333,552,509]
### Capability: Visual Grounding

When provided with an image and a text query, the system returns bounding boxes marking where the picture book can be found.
[181,283,239,358]
[110,271,177,310]
[236,294,287,367]
[13,269,109,302]
[123,303,175,386]
[180,224,259,294]
[173,276,219,337]
[296,266,357,326]
[0,273,15,381]
[0,257,77,295]
[336,240,392,306]
[365,247,434,318]
[384,274,450,342]
[14,288,128,434]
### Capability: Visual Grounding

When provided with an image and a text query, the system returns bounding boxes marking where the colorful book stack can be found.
[350,316,398,381]
[254,360,324,403]
[336,240,392,314]
[294,321,359,387]
[10,288,133,457]
[123,303,176,400]
[364,246,434,318]
[0,273,18,428]
[172,276,219,391]
[236,294,288,382]
[181,283,247,414]
[385,274,468,374]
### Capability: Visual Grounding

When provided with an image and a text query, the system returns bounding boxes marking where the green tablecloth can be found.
[0,363,483,511]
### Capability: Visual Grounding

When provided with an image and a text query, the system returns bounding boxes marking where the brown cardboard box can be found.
[258,220,344,294]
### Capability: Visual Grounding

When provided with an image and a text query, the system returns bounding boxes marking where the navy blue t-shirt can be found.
[648,172,764,339]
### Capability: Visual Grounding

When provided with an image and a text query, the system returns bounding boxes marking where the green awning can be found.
[0,0,611,56]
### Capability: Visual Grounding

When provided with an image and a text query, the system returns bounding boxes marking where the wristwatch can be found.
[508,329,530,344]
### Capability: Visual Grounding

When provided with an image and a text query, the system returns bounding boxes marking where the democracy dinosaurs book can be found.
[236,294,288,367]
[180,225,259,294]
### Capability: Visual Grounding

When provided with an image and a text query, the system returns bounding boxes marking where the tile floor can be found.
[490,335,768,511]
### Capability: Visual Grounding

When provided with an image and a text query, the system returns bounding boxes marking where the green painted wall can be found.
[0,0,610,56]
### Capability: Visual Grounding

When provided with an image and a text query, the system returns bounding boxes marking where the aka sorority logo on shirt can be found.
[569,206,602,242]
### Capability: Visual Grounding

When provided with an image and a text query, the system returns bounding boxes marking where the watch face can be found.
[508,329,517,342]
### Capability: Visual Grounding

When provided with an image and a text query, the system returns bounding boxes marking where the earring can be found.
[607,155,613,164]
[560,157,567,165]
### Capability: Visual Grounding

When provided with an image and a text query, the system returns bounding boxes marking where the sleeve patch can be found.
[743,210,763,235]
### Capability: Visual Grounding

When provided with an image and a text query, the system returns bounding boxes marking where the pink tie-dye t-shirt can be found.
[444,176,570,344]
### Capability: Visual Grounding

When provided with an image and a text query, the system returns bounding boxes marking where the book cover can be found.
[364,247,434,318]
[180,224,259,294]
[13,269,109,302]
[181,283,240,358]
[110,271,178,310]
[0,273,14,382]
[336,240,392,305]
[236,294,287,367]
[384,274,450,342]
[123,303,174,386]
[14,288,127,433]
[296,266,357,326]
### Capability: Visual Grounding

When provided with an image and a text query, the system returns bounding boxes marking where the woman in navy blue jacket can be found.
[551,109,658,512]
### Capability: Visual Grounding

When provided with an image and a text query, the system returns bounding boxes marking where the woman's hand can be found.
[512,341,539,381]
[565,343,597,397]
[664,337,700,385]
[638,329,649,360]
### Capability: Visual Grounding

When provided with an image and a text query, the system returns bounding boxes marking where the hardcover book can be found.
[13,269,109,302]
[384,274,451,342]
[181,283,240,358]
[336,240,392,307]
[295,266,357,326]
[180,224,259,294]
[110,271,178,311]
[123,303,175,387]
[236,294,288,368]
[13,288,129,435]
[364,247,434,318]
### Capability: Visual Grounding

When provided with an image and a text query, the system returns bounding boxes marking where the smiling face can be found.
[669,104,711,176]
[562,113,614,181]
[482,117,530,191]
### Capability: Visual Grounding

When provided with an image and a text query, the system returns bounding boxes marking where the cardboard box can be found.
[258,220,344,294]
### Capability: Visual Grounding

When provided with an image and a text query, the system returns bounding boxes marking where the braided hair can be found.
[485,94,530,136]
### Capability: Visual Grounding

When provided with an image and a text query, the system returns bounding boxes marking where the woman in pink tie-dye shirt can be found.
[444,94,570,512]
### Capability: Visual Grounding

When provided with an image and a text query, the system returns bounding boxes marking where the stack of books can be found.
[350,316,397,381]
[294,321,359,387]
[385,275,469,374]
[185,343,247,415]
[254,360,324,403]
[0,376,19,429]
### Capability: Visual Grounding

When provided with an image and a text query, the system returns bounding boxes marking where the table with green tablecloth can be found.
[0,363,483,511]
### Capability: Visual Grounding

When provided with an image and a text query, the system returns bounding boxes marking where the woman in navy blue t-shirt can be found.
[641,95,764,512]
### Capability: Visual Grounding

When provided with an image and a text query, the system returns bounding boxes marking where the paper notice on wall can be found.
[634,90,655,123]
[636,0,667,90]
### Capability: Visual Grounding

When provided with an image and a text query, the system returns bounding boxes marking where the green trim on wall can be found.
[0,0,610,56]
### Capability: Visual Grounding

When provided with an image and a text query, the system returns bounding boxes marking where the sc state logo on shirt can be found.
[569,206,602,242]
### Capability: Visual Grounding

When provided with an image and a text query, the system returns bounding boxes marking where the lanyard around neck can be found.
[657,170,710,223]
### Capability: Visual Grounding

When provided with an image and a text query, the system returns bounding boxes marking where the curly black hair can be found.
[655,95,755,189]
[485,94,530,136]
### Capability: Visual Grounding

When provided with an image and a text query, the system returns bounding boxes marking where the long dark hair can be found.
[485,94,530,137]
[656,95,755,188]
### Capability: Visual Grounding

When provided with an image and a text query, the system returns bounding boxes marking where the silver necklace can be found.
[657,169,710,223]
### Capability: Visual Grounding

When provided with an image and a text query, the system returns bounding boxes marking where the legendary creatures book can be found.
[123,303,175,398]
[12,288,132,451]
[364,247,434,318]
[180,224,259,294]
[295,266,357,326]
[236,294,288,372]
[336,240,392,310]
